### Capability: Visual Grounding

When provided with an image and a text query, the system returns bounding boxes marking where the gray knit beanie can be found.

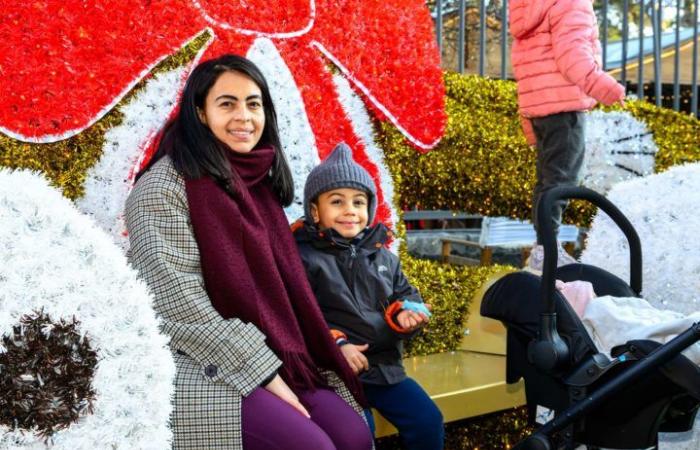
[304,142,377,225]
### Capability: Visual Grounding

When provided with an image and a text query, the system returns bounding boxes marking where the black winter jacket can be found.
[294,222,423,385]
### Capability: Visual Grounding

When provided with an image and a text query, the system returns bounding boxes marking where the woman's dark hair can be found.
[138,54,294,206]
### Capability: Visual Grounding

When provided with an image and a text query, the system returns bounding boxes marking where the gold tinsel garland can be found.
[0,31,211,200]
[400,250,511,357]
[380,73,700,230]
[380,73,537,221]
[607,101,700,172]
[377,406,534,450]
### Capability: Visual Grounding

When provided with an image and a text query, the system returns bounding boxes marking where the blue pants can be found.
[364,377,444,450]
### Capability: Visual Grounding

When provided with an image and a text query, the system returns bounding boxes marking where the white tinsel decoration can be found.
[582,162,700,313]
[0,169,175,450]
[581,163,700,449]
[76,67,186,249]
[76,39,213,249]
[246,37,320,222]
[581,110,657,194]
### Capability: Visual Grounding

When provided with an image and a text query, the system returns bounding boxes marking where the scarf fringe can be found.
[279,350,327,391]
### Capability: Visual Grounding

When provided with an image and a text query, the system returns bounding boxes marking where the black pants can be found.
[531,111,585,244]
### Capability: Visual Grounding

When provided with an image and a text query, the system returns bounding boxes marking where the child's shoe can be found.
[526,243,577,274]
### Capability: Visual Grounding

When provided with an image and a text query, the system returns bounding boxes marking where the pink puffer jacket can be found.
[510,0,624,143]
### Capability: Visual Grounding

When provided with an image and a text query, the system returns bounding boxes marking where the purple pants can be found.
[242,387,373,450]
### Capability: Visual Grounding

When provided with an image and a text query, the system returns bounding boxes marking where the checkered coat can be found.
[125,156,365,449]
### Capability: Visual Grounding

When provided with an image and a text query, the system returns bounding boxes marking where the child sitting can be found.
[293,142,444,450]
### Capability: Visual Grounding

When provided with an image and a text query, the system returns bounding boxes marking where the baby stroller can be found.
[481,186,700,449]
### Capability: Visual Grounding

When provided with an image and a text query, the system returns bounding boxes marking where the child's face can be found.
[311,188,369,239]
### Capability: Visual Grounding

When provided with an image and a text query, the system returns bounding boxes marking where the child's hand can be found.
[396,307,430,332]
[340,343,369,374]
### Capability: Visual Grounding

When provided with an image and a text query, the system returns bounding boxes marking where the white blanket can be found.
[582,295,700,365]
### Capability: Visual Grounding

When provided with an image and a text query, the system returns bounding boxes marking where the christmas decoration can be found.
[400,253,512,357]
[0,169,175,449]
[0,311,98,441]
[581,110,657,194]
[0,0,447,230]
[380,74,700,228]
[582,163,700,320]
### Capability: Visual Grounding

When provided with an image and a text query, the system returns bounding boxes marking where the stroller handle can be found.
[538,186,642,313]
[529,186,642,372]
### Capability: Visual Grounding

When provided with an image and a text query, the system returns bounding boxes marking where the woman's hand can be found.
[264,374,311,418]
[396,306,430,332]
[340,343,369,374]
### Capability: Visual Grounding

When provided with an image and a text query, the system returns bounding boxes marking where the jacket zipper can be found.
[347,244,358,298]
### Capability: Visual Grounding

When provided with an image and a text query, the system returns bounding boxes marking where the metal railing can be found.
[431,0,700,116]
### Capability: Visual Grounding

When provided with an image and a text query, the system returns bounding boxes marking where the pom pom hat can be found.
[303,142,377,225]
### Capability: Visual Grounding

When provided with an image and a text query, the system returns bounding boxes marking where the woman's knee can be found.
[316,406,373,450]
[243,422,337,450]
[329,420,374,450]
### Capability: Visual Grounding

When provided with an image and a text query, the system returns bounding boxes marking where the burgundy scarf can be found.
[184,147,365,405]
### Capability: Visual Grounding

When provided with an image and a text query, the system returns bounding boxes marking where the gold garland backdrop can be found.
[2,51,700,447]
[380,73,700,231]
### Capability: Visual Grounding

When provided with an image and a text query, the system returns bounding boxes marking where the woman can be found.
[125,54,373,450]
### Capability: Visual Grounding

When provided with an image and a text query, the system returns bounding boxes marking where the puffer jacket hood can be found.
[509,0,553,39]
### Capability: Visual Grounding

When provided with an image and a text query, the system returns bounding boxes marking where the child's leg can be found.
[531,111,585,244]
[364,409,376,436]
[364,378,444,450]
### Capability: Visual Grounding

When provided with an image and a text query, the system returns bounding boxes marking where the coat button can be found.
[205,364,218,377]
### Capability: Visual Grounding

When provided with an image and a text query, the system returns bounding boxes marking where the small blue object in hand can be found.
[401,300,432,317]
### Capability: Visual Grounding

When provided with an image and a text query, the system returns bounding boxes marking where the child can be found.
[509,0,626,270]
[294,142,444,450]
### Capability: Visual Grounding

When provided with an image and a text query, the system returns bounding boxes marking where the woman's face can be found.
[198,71,265,154]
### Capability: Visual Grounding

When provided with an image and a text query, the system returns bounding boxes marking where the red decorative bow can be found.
[0,0,446,225]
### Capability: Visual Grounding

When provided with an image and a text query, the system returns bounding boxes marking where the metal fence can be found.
[432,0,699,116]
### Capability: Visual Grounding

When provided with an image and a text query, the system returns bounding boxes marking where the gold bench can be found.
[373,272,526,436]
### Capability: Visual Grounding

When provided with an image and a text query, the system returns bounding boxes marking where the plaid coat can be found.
[125,156,365,449]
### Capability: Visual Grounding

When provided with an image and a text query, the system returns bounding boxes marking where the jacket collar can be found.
[293,220,392,252]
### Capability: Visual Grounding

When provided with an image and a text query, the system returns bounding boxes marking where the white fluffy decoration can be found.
[0,169,175,450]
[246,37,319,222]
[75,68,187,249]
[581,162,700,313]
[581,110,657,194]
[76,37,213,249]
[582,163,700,449]
[331,73,399,253]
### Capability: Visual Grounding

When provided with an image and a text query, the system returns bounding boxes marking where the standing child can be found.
[510,0,625,270]
[293,143,444,450]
